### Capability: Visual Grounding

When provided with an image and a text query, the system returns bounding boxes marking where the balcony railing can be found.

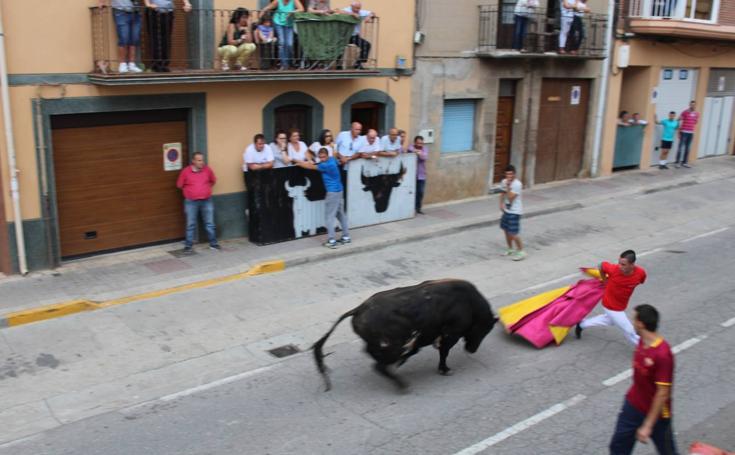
[90,5,379,82]
[628,0,716,21]
[478,5,607,58]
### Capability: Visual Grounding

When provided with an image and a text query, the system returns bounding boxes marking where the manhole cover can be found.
[268,344,301,358]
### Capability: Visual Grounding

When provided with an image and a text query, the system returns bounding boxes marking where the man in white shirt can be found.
[379,128,402,157]
[498,165,525,261]
[335,121,365,169]
[358,129,382,159]
[243,133,274,172]
[342,2,375,68]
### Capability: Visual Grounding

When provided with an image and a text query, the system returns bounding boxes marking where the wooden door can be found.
[535,79,590,183]
[494,96,515,182]
[351,102,382,134]
[52,114,188,258]
[275,105,311,143]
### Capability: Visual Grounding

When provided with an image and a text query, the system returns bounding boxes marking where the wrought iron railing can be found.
[478,5,607,57]
[90,5,379,75]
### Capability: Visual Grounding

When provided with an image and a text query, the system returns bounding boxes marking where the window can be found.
[441,99,477,153]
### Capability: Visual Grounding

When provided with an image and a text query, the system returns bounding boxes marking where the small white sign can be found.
[570,86,581,105]
[651,87,659,104]
[718,76,726,92]
[163,143,182,171]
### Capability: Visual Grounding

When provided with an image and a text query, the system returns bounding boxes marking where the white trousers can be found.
[580,307,640,346]
[559,16,574,49]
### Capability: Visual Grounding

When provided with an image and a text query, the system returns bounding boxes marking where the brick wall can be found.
[719,1,735,26]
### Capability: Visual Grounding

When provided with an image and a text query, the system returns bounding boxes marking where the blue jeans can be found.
[274,24,294,68]
[609,400,678,455]
[184,199,218,248]
[113,9,141,47]
[676,132,694,164]
[416,179,426,211]
[513,15,528,50]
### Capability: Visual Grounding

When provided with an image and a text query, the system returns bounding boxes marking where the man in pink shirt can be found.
[675,100,700,168]
[176,152,220,254]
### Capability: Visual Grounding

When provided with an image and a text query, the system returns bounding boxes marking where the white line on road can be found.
[680,227,730,243]
[602,335,708,387]
[722,317,735,328]
[517,273,579,293]
[638,248,662,258]
[452,394,586,455]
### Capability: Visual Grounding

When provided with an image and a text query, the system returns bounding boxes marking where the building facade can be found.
[411,0,610,204]
[0,0,415,273]
[599,0,735,174]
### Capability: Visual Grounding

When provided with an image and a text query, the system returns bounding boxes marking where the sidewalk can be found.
[2,156,734,320]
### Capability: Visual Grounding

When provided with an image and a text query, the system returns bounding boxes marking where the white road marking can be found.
[638,248,662,258]
[452,394,586,455]
[680,227,730,243]
[517,273,579,293]
[722,317,735,328]
[0,434,41,450]
[603,335,707,387]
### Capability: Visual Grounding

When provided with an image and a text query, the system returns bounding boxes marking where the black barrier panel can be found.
[244,167,329,245]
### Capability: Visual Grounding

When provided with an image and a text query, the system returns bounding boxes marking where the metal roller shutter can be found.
[441,99,476,153]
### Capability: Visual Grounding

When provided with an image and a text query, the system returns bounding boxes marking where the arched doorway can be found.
[263,92,324,144]
[341,89,395,135]
[350,102,384,133]
[274,105,313,143]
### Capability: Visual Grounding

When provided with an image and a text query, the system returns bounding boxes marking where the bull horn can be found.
[284,180,292,191]
[304,177,311,190]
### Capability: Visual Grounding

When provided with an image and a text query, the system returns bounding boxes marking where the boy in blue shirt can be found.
[294,148,351,248]
[654,111,679,170]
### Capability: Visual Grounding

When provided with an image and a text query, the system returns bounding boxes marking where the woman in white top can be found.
[270,130,289,168]
[286,128,309,164]
[308,129,335,162]
[567,0,589,54]
[559,0,576,53]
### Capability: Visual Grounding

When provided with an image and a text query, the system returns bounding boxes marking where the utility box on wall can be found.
[418,128,435,143]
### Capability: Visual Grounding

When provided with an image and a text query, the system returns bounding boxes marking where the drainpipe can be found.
[590,0,616,177]
[0,3,28,275]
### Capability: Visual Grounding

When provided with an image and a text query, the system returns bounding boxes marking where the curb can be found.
[0,260,286,329]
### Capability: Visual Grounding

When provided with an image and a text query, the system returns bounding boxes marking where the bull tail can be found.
[311,306,360,391]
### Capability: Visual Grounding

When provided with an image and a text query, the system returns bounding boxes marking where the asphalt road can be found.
[2,176,735,455]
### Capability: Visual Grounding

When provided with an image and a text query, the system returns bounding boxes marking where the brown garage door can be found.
[494,96,515,183]
[535,79,590,184]
[52,110,188,258]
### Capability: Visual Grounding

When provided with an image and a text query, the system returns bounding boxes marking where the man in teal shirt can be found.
[654,111,679,170]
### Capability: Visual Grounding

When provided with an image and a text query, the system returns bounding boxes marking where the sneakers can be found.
[118,62,129,73]
[575,323,583,339]
[221,60,230,71]
[681,163,691,168]
[127,62,143,73]
[209,244,221,251]
[337,236,351,245]
[324,239,339,249]
[182,246,193,255]
[512,250,527,261]
[500,249,515,257]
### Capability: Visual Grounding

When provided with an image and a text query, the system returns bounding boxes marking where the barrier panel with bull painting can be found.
[244,154,417,245]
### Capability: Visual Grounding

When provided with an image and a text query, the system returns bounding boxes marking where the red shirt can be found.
[176,165,216,201]
[679,109,700,133]
[626,337,674,418]
[601,261,646,311]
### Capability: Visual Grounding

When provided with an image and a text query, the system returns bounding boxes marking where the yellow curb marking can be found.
[2,260,285,328]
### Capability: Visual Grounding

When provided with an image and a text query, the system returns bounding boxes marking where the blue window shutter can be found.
[441,100,476,152]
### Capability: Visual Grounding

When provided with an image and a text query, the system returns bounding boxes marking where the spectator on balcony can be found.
[218,8,256,71]
[617,111,632,127]
[335,121,365,167]
[309,129,335,162]
[512,0,539,51]
[255,14,277,70]
[380,128,403,156]
[358,129,383,159]
[629,112,648,125]
[144,0,192,72]
[341,2,375,69]
[262,0,305,70]
[243,134,275,171]
[407,135,429,214]
[270,130,290,168]
[286,128,309,164]
[558,0,575,54]
[308,0,332,14]
[99,0,144,73]
[567,0,590,55]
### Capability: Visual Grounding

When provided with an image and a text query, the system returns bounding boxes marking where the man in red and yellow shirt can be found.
[610,304,678,455]
[576,250,646,345]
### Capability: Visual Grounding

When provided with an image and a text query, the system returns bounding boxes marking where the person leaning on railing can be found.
[218,8,256,71]
[339,2,375,69]
[143,0,192,72]
[262,0,305,70]
[512,0,538,52]
[98,0,144,73]
[254,14,277,70]
[567,0,590,55]
[308,0,332,14]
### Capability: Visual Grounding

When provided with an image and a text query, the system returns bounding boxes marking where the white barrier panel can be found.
[347,154,417,228]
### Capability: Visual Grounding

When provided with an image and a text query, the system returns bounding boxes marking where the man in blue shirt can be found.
[654,111,679,170]
[294,148,351,249]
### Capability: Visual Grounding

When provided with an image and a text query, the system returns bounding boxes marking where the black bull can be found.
[312,279,498,391]
[360,163,406,213]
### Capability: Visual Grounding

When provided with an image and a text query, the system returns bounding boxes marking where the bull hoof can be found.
[438,368,453,376]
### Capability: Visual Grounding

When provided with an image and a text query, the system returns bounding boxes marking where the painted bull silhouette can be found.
[284,178,326,238]
[312,279,498,391]
[361,163,406,213]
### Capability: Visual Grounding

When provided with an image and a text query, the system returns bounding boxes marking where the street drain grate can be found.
[268,344,301,358]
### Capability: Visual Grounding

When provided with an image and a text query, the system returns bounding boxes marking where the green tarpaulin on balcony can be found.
[293,13,360,62]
